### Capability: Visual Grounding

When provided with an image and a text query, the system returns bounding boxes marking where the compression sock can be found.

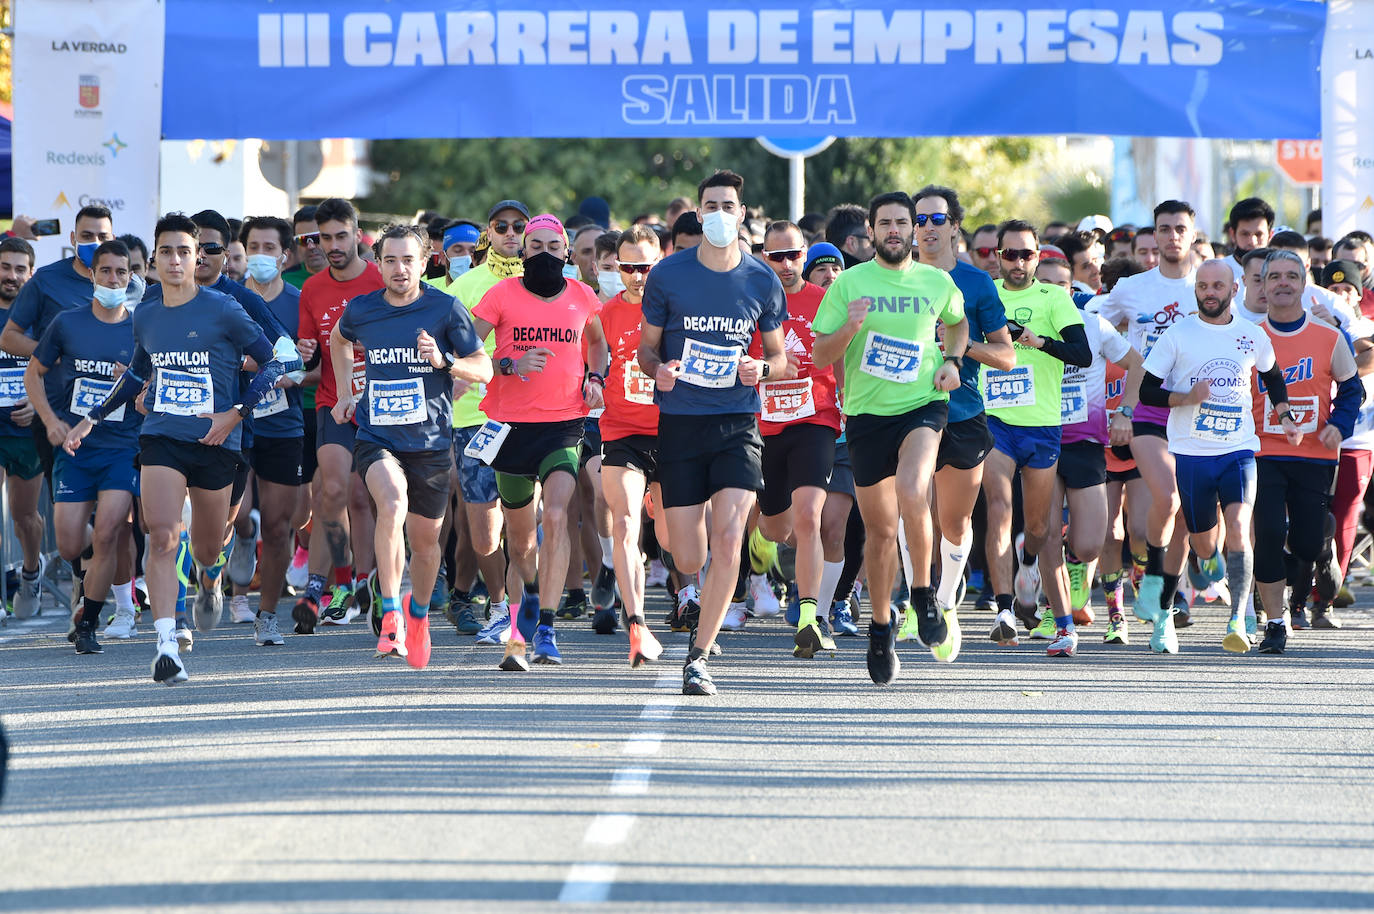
[818,560,845,611]
[1145,542,1166,577]
[380,596,401,618]
[1161,573,1180,610]
[305,573,326,604]
[599,535,614,569]
[407,585,430,619]
[333,565,354,588]
[797,597,818,627]
[1226,550,1253,619]
[204,536,233,581]
[935,532,972,608]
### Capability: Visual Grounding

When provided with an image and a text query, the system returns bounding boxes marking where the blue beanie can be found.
[803,242,843,281]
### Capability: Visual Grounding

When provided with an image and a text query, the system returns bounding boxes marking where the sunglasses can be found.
[1108,228,1135,242]
[1000,249,1037,262]
[618,262,653,274]
[200,242,225,256]
[293,232,321,247]
[914,213,950,227]
[973,246,997,258]
[764,249,804,263]
[491,220,527,236]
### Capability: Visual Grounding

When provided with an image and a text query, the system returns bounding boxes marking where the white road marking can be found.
[622,732,662,756]
[558,863,618,903]
[640,696,678,720]
[609,767,651,795]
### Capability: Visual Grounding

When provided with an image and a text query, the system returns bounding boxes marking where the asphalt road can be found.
[3,582,1374,913]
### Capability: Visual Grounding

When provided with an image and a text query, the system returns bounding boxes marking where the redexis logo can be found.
[1191,358,1246,403]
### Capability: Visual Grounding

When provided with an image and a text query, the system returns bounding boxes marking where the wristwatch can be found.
[1118,404,1135,420]
[761,361,771,380]
[1278,408,1295,425]
[234,402,251,419]
[499,357,516,376]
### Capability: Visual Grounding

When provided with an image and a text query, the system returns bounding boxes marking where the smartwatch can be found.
[760,361,771,380]
[499,357,516,376]
[1118,404,1134,420]
[234,402,251,419]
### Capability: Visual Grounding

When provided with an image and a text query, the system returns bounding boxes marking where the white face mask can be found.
[701,209,740,249]
[246,253,280,283]
[597,269,625,296]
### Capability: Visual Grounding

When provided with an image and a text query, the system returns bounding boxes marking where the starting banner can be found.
[13,0,165,263]
[163,0,1325,141]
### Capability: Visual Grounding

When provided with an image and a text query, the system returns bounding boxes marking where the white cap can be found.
[1076,214,1113,235]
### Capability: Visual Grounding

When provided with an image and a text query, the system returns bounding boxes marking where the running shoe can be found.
[255,612,285,646]
[1132,574,1163,624]
[669,585,700,632]
[476,604,512,644]
[1046,627,1078,657]
[974,588,995,612]
[516,590,540,642]
[444,589,467,627]
[816,614,837,649]
[1013,534,1042,608]
[913,593,949,649]
[1029,610,1057,641]
[1334,585,1354,608]
[865,623,900,685]
[1013,599,1040,632]
[292,594,320,635]
[320,583,356,625]
[1067,560,1091,617]
[404,599,431,669]
[1311,607,1342,629]
[628,621,663,668]
[1257,620,1287,654]
[103,606,137,640]
[227,513,259,588]
[794,620,829,659]
[1103,612,1129,646]
[1202,579,1229,604]
[1150,608,1179,654]
[591,563,618,612]
[896,603,921,643]
[499,638,530,671]
[830,599,859,636]
[375,610,408,659]
[532,624,562,664]
[1245,611,1258,641]
[175,619,195,653]
[133,577,149,620]
[749,527,779,576]
[646,559,669,588]
[990,609,1019,646]
[1290,607,1310,631]
[1222,616,1250,653]
[192,578,223,632]
[454,603,484,635]
[1199,548,1225,584]
[1174,587,1195,628]
[591,606,618,635]
[748,573,781,616]
[932,606,961,663]
[682,656,716,695]
[1185,551,1211,591]
[152,638,188,684]
[721,602,748,631]
[285,545,309,591]
[74,620,102,655]
[12,558,43,619]
[230,594,256,624]
[556,590,587,620]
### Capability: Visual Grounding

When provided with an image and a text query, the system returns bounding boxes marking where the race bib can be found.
[760,377,816,423]
[153,368,213,417]
[1192,400,1245,443]
[462,418,510,465]
[984,366,1036,409]
[859,332,922,383]
[1142,330,1162,359]
[1060,382,1088,424]
[0,365,25,407]
[1264,395,1320,435]
[70,376,124,423]
[252,386,289,419]
[679,338,741,389]
[350,353,367,399]
[623,356,656,406]
[367,377,426,426]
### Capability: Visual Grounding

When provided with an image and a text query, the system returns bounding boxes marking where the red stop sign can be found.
[1276,140,1322,186]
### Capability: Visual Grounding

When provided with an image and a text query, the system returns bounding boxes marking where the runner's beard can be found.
[1198,295,1230,319]
[875,235,912,265]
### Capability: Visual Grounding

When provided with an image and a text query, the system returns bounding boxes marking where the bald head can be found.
[1194,258,1236,321]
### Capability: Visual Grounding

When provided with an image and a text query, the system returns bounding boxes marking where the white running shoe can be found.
[104,606,137,639]
[721,602,749,631]
[152,639,188,684]
[475,605,512,645]
[229,594,256,624]
[1013,534,1042,609]
[193,579,223,632]
[254,612,285,646]
[646,559,669,588]
[285,546,309,591]
[175,621,194,653]
[1046,627,1079,657]
[12,557,44,619]
[747,573,780,616]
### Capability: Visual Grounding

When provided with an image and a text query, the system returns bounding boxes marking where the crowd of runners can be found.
[1,174,1371,695]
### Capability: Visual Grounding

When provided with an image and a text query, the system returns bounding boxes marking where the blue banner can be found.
[163,0,1325,141]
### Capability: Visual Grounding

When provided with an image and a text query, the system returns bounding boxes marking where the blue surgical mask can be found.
[562,262,581,281]
[246,253,280,283]
[448,255,472,280]
[93,284,127,310]
[126,274,146,307]
[77,242,99,267]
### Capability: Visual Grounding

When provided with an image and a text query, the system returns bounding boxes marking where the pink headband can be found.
[524,214,566,241]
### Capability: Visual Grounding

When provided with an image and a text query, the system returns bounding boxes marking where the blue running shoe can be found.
[475,604,511,645]
[830,599,859,636]
[968,569,985,593]
[516,590,540,642]
[785,586,801,626]
[532,624,562,664]
[1133,573,1163,624]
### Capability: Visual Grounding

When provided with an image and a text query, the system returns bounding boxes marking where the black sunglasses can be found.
[1000,248,1037,262]
[764,249,803,263]
[618,262,653,274]
[200,242,225,256]
[491,220,527,236]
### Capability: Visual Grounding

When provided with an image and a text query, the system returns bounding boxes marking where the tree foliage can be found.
[359,135,1060,229]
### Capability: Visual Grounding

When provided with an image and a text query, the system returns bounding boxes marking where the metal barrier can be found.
[1,471,74,616]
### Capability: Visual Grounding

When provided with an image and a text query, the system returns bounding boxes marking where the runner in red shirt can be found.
[597,225,667,667]
[747,220,842,658]
[292,198,383,633]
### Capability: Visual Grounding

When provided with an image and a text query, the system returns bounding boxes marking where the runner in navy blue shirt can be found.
[67,213,286,684]
[637,170,788,696]
[331,225,489,669]
[26,241,140,655]
[0,236,45,621]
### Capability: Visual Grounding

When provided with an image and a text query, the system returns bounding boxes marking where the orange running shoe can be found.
[376,609,408,659]
[404,596,431,669]
[499,636,530,671]
[628,620,663,668]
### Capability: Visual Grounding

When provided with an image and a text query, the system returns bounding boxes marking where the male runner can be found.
[0,237,43,619]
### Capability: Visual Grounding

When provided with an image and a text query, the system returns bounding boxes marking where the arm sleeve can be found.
[1038,322,1091,367]
[88,345,150,423]
[1258,365,1289,408]
[1139,371,1172,408]
[1329,374,1365,439]
[238,332,285,412]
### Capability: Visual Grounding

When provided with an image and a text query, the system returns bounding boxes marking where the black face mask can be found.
[522,251,567,297]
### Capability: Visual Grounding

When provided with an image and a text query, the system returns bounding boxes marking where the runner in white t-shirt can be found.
[1138,260,1298,654]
